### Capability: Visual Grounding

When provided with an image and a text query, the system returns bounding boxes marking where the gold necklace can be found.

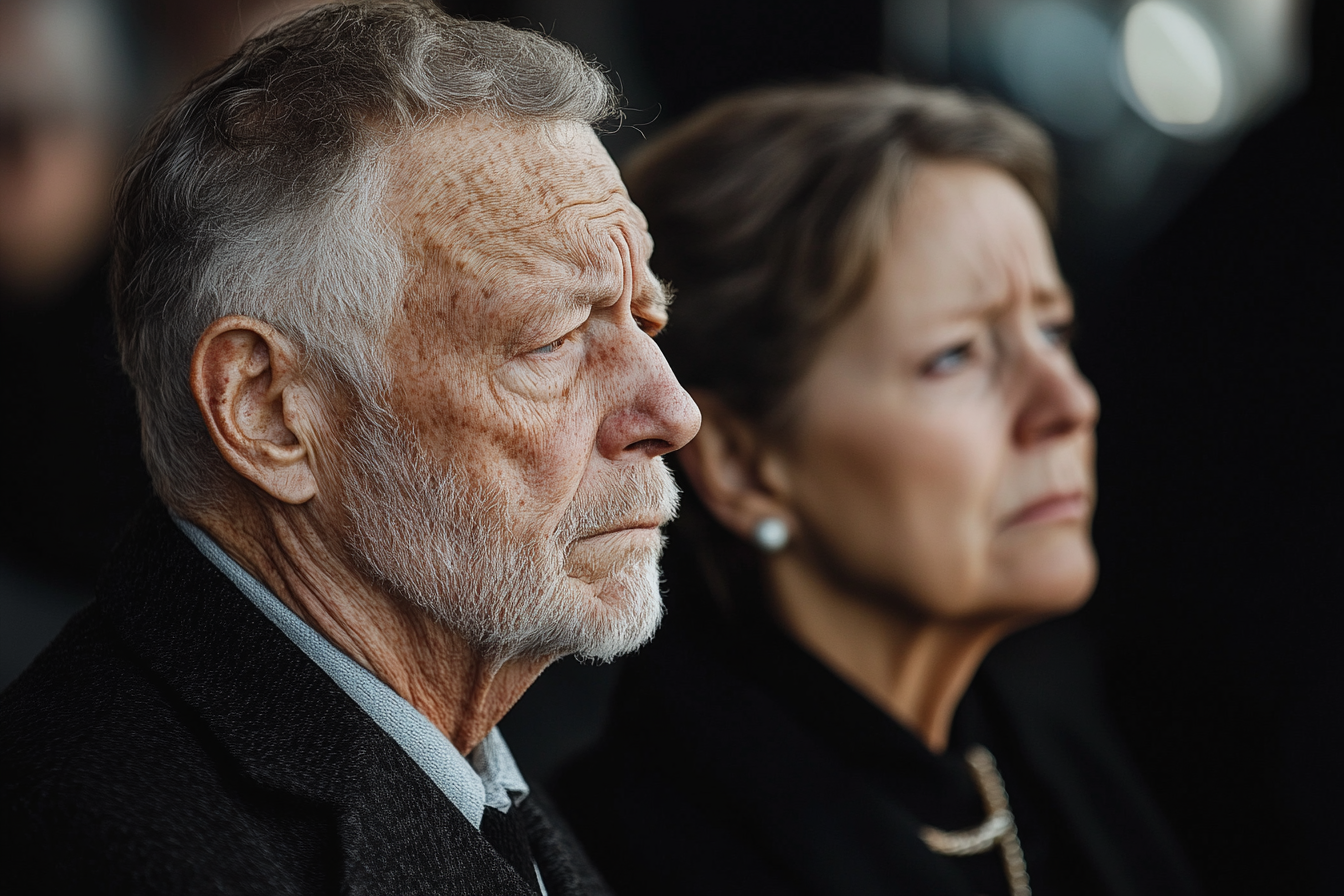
[918,745,1031,896]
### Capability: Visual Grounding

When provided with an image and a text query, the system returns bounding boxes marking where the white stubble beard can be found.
[334,406,677,664]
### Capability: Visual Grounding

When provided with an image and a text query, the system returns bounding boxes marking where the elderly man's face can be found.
[334,116,699,661]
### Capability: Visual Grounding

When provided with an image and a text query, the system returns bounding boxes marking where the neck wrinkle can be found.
[187,493,551,755]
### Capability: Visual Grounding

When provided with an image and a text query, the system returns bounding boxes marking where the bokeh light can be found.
[1121,0,1227,133]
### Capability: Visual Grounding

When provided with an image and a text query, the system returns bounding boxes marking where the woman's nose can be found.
[1013,348,1100,448]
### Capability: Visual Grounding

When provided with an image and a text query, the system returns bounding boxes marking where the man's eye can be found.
[1041,320,1075,348]
[532,336,566,355]
[924,343,973,376]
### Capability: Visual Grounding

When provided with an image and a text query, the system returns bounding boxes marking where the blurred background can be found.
[1,1,1338,892]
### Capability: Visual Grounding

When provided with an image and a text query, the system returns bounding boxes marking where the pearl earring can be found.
[753,517,789,553]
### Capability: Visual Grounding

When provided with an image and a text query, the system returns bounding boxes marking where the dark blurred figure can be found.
[556,79,1199,896]
[0,0,150,682]
[1082,4,1342,895]
[0,0,340,687]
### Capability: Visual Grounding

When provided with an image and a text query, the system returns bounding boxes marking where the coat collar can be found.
[96,501,544,895]
[172,514,530,828]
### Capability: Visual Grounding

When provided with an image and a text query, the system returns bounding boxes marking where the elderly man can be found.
[0,3,699,893]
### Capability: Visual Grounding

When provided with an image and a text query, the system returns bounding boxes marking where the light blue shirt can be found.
[173,517,529,827]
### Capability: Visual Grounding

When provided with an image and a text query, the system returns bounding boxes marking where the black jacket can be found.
[0,503,610,896]
[554,607,1202,896]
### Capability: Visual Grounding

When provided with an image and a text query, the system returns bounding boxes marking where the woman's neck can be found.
[765,552,1012,754]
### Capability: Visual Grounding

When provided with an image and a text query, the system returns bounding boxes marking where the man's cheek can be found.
[495,355,582,401]
[496,421,591,511]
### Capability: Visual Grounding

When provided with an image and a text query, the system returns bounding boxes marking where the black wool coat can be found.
[554,609,1203,896]
[0,503,611,896]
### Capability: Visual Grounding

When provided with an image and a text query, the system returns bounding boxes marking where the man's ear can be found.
[677,390,797,544]
[190,315,323,504]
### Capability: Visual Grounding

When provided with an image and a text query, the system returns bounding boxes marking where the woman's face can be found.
[776,160,1098,622]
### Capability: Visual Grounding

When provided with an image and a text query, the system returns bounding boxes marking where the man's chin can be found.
[555,563,665,663]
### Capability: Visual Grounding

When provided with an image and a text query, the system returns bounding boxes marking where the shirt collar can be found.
[173,516,529,828]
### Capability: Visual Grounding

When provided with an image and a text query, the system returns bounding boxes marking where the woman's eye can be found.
[1041,320,1075,348]
[924,343,973,376]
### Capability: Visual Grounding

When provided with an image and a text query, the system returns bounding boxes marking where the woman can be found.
[553,80,1200,896]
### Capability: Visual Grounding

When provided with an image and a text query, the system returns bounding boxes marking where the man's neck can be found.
[192,496,550,753]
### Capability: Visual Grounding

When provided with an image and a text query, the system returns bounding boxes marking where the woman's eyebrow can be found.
[1033,283,1075,310]
[934,280,1072,326]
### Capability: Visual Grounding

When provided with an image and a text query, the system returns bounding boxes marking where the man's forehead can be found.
[386,114,630,243]
[383,114,663,339]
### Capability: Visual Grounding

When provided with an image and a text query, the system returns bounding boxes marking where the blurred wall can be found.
[1082,4,1341,891]
[1,0,149,684]
[0,0,325,686]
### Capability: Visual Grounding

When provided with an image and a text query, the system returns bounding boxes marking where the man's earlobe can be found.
[190,316,320,504]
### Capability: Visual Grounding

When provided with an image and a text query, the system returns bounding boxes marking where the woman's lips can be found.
[1003,492,1090,528]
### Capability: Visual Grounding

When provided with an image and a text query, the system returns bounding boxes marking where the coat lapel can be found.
[521,789,615,896]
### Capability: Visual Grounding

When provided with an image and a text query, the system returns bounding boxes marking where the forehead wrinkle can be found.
[448,244,629,359]
[420,189,637,291]
[391,114,627,249]
[545,210,641,307]
[954,221,1056,321]
[483,188,630,237]
[389,118,656,354]
[945,290,1011,324]
[902,159,1061,321]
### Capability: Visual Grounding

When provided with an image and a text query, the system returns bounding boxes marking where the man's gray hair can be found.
[111,0,618,515]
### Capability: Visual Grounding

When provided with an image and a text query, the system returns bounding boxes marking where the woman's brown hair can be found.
[627,78,1058,616]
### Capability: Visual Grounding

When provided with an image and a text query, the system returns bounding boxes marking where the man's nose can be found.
[595,337,702,461]
[1013,349,1100,448]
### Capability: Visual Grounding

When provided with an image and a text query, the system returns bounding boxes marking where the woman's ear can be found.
[678,390,797,543]
[190,315,323,504]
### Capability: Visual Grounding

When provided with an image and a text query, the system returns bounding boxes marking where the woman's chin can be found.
[985,537,1098,619]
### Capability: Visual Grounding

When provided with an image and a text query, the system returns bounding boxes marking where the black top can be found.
[554,604,1201,896]
[0,502,611,896]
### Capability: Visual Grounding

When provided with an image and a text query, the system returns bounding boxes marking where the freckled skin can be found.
[383,117,696,584]
[188,115,699,753]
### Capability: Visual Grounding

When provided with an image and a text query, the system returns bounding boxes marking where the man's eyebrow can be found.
[563,266,671,317]
[557,257,623,304]
[639,277,673,316]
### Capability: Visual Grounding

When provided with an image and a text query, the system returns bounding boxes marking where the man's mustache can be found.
[555,460,681,545]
